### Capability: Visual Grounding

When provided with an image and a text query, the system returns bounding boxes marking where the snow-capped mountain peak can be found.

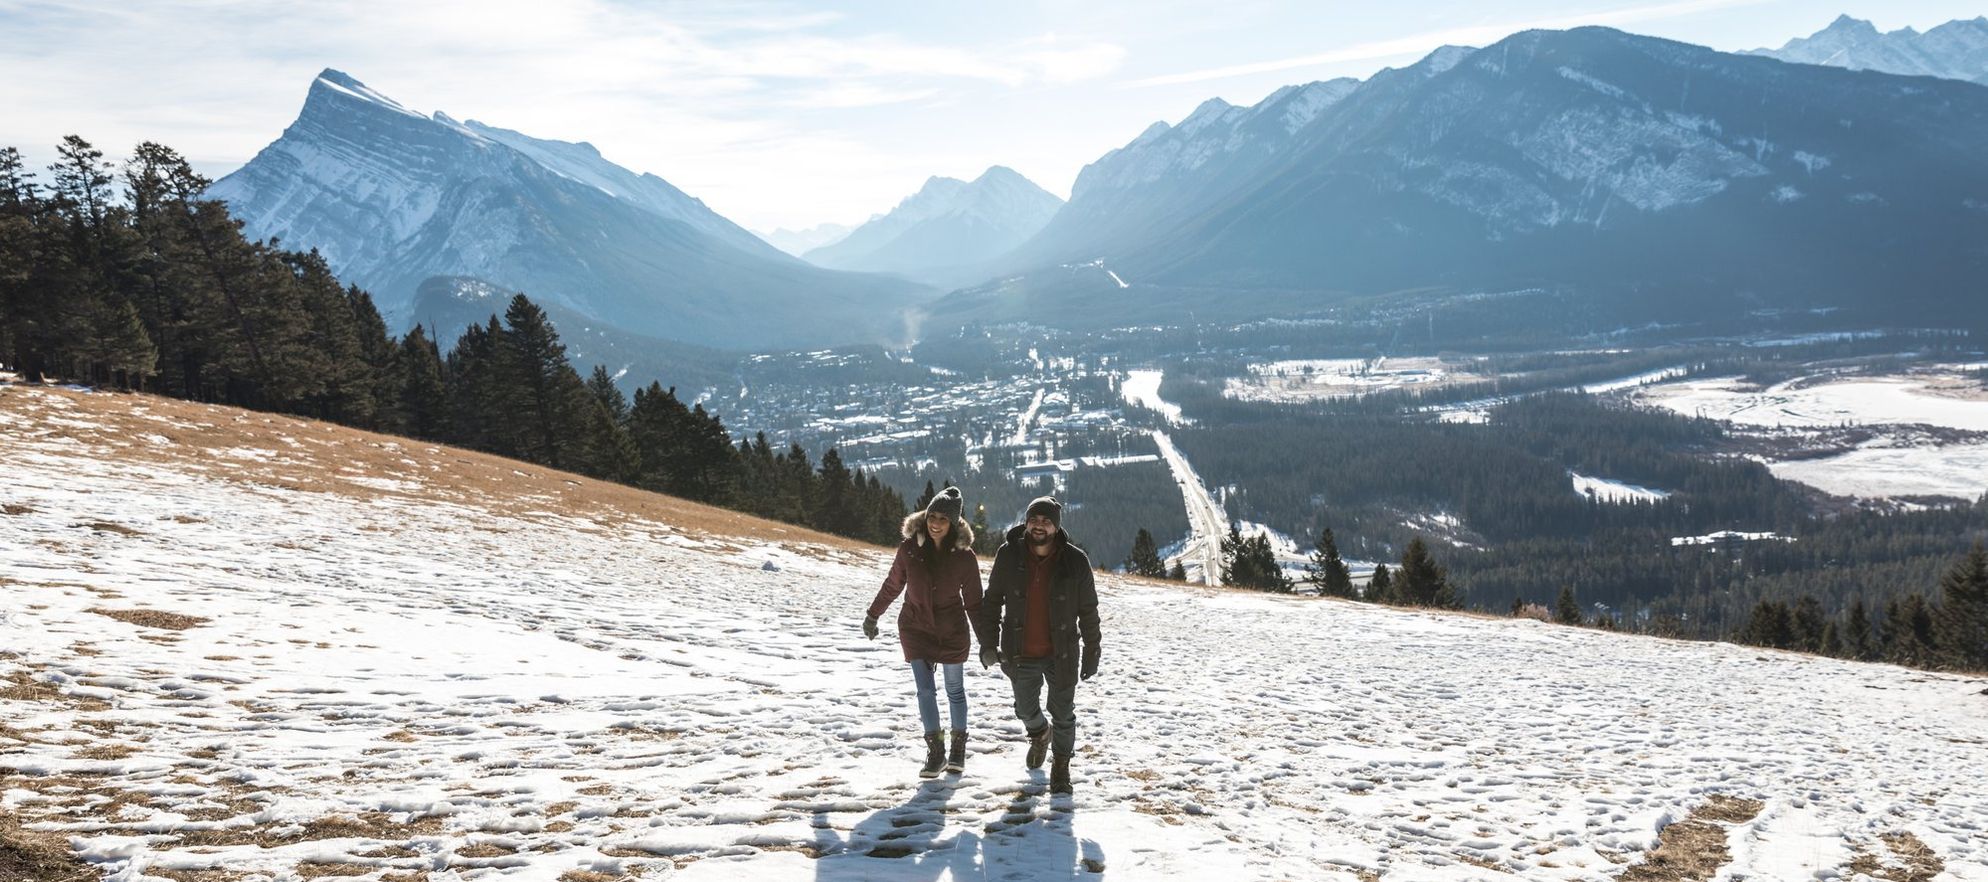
[1749,14,1988,84]
[310,68,426,120]
[207,69,923,349]
[801,165,1064,286]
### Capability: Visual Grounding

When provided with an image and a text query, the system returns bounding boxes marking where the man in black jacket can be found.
[976,496,1101,795]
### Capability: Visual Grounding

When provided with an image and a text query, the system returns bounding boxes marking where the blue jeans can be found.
[910,661,967,734]
[1007,657,1076,757]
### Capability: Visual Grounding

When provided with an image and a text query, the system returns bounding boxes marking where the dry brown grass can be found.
[1,809,93,882]
[1617,795,1763,882]
[559,871,624,882]
[0,383,886,553]
[72,742,140,761]
[80,520,143,536]
[0,670,59,702]
[1,503,33,516]
[295,862,374,878]
[148,870,255,882]
[0,669,110,712]
[457,843,518,858]
[1847,831,1946,882]
[176,811,444,848]
[87,607,209,630]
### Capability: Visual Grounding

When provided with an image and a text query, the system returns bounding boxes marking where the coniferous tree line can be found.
[1162,384,1985,647]
[1219,523,1291,592]
[1730,543,1988,672]
[0,137,906,546]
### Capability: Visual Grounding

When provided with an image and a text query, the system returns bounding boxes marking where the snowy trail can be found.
[3,384,1987,882]
[1148,429,1227,586]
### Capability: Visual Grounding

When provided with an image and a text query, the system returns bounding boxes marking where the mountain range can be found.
[756,222,854,257]
[801,166,1063,289]
[925,26,1988,333]
[1749,14,1988,84]
[208,70,929,351]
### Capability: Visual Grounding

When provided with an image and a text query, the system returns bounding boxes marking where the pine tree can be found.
[1167,560,1187,581]
[1740,600,1793,649]
[1396,537,1456,608]
[1555,585,1582,625]
[816,448,855,537]
[1303,526,1355,598]
[1843,597,1873,662]
[971,504,993,556]
[1366,564,1393,604]
[1882,594,1937,667]
[914,480,937,513]
[1790,595,1827,654]
[586,364,630,425]
[395,326,447,441]
[1219,522,1244,585]
[498,294,585,468]
[1125,528,1167,578]
[1933,542,1988,671]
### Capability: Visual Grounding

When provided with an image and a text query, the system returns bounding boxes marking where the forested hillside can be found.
[0,138,907,546]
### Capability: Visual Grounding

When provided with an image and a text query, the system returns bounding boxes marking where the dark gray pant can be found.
[1007,656,1076,757]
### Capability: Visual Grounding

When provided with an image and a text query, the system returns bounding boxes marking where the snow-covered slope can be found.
[205,70,927,349]
[3,383,1985,881]
[804,167,1063,288]
[1750,14,1988,85]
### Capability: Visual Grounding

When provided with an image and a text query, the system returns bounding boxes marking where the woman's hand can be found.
[862,616,879,640]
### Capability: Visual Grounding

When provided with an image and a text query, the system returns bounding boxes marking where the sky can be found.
[2,0,1984,232]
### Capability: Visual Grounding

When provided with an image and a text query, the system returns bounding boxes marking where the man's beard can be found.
[1029,531,1054,549]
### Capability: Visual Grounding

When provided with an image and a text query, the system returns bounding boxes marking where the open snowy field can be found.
[1633,374,1988,432]
[1224,358,1469,404]
[4,384,1987,882]
[1633,372,1988,502]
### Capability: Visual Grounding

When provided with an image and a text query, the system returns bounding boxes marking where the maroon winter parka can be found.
[867,511,991,664]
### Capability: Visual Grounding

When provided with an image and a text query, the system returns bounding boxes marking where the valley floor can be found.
[2,383,1985,881]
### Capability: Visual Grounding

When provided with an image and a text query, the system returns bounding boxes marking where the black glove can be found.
[980,647,1002,669]
[862,616,879,640]
[1080,647,1099,681]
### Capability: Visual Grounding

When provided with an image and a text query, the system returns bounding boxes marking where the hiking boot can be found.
[919,732,946,779]
[947,730,967,773]
[1025,725,1050,770]
[1050,754,1072,794]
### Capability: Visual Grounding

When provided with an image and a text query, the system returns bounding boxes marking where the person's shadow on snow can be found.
[809,775,1104,881]
[810,778,979,881]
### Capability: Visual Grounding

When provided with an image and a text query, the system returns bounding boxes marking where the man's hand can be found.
[980,647,1002,669]
[1080,648,1099,681]
[862,616,879,640]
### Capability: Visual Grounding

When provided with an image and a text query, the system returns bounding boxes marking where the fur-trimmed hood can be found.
[903,510,974,551]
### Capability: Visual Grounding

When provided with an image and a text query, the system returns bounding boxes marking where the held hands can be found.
[1080,647,1100,681]
[862,615,879,640]
[980,647,1003,669]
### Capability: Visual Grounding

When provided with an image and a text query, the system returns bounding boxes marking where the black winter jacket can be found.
[977,526,1102,687]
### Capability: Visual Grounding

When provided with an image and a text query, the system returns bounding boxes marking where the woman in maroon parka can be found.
[863,486,991,778]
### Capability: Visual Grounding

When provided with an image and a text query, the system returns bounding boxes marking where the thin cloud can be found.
[1123,0,1771,87]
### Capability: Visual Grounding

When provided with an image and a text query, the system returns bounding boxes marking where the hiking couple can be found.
[862,488,1102,794]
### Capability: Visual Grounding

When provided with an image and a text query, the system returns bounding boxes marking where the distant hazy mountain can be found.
[208,70,928,350]
[1748,15,1988,85]
[935,28,1988,333]
[995,75,1366,275]
[756,223,855,257]
[804,166,1063,288]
